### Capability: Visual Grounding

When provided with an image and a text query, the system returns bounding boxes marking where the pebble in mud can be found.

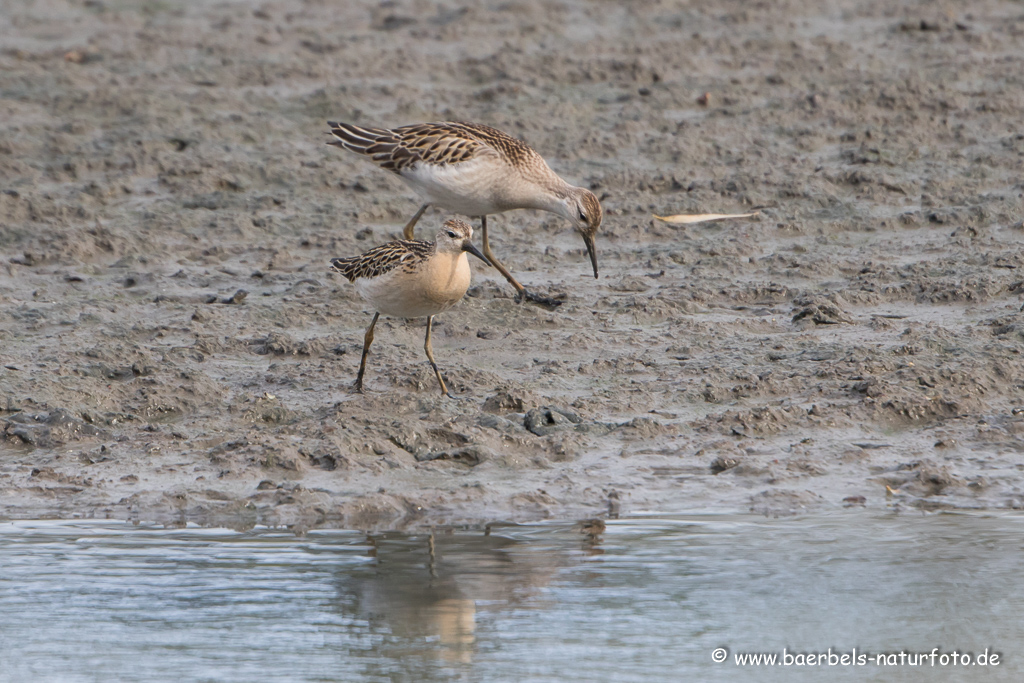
[524,407,582,437]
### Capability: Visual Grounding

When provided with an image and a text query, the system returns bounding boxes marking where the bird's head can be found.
[436,218,490,266]
[564,187,602,278]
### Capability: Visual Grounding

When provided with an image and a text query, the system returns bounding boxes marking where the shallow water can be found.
[0,513,1021,682]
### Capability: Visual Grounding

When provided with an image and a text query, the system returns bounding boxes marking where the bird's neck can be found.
[531,176,574,218]
[431,249,467,277]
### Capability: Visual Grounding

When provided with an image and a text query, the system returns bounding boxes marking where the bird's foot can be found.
[351,380,366,394]
[514,288,566,309]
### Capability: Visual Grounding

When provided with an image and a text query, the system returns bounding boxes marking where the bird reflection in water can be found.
[334,524,604,668]
[578,519,606,557]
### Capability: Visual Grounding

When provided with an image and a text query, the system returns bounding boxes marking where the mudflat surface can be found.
[2,0,1023,528]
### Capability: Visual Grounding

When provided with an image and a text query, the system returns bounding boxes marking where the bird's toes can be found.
[522,289,567,310]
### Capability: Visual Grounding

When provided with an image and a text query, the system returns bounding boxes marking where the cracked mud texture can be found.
[2,0,1024,529]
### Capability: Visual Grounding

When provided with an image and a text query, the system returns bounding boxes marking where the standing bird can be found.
[327,120,602,308]
[330,218,490,398]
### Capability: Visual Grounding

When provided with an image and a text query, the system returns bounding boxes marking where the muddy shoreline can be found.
[2,0,1024,529]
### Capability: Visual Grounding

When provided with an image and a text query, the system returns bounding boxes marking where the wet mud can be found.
[2,0,1024,528]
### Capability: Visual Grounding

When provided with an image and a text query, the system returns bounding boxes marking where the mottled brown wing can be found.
[328,122,417,173]
[440,121,536,166]
[330,240,434,282]
[327,121,532,173]
[388,122,486,169]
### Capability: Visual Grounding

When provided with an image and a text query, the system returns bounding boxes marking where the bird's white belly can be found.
[401,157,510,216]
[355,253,472,319]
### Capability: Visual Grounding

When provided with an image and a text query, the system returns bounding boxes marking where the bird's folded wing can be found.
[329,121,512,172]
[330,240,434,281]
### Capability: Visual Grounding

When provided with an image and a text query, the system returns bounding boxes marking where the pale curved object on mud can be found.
[653,211,760,224]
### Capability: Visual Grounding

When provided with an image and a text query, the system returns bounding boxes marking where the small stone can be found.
[711,456,739,474]
[524,406,580,436]
[223,289,248,304]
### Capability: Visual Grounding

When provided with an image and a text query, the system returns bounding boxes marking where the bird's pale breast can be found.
[356,252,471,319]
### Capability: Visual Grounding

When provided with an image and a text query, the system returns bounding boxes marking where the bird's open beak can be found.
[583,233,599,278]
[462,240,492,267]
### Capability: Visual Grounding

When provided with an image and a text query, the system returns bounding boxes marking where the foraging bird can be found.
[327,120,602,308]
[330,218,490,397]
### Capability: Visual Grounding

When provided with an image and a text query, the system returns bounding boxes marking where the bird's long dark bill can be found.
[462,241,492,267]
[583,234,599,278]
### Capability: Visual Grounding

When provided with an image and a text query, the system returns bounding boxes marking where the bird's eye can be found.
[579,210,587,221]
[447,231,458,238]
